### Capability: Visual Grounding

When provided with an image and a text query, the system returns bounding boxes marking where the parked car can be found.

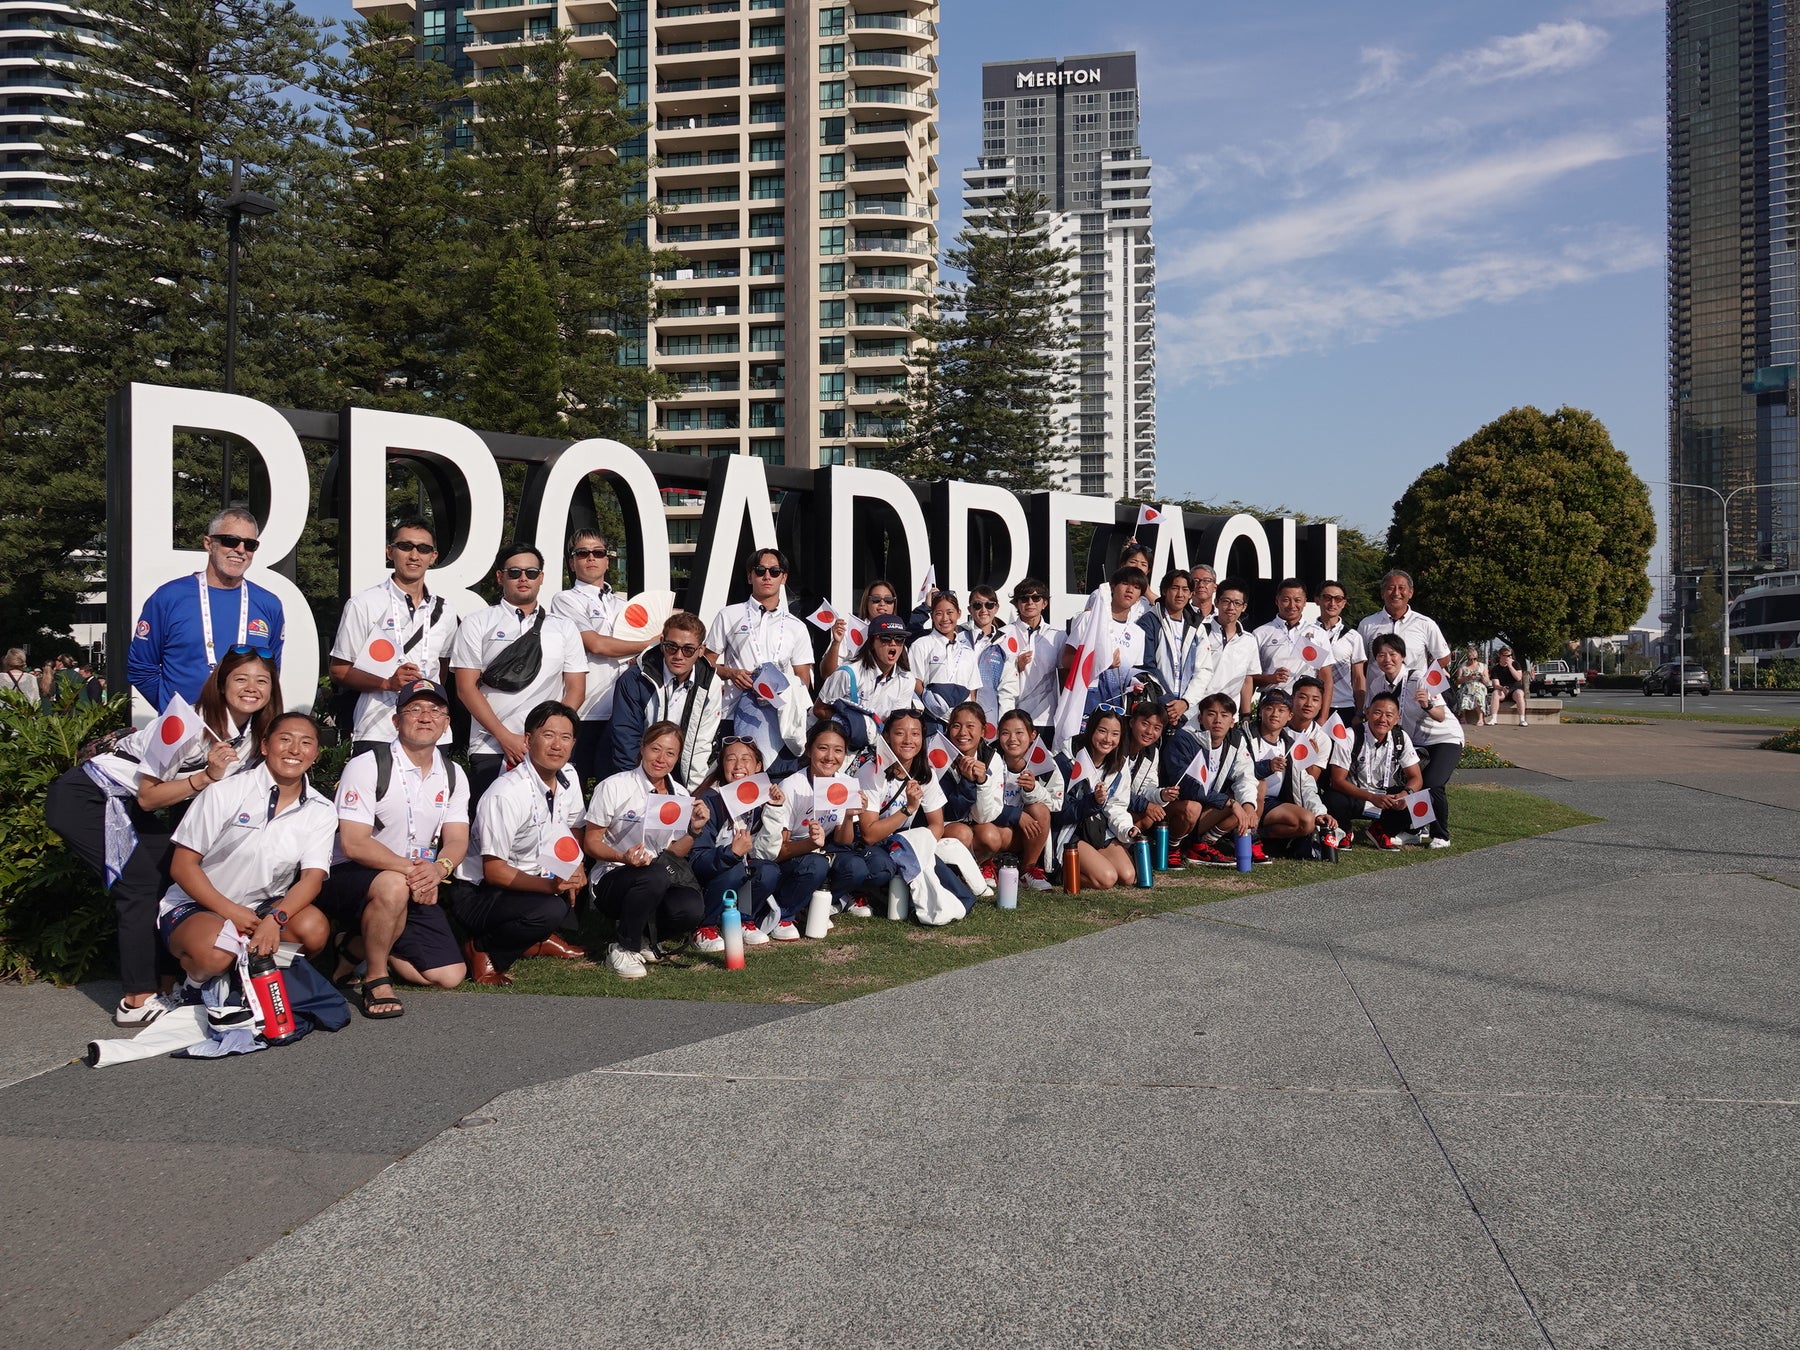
[1642,663,1712,696]
[1530,660,1585,697]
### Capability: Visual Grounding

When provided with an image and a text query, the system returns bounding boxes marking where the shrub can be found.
[1459,743,1512,768]
[0,690,127,982]
[1760,727,1800,754]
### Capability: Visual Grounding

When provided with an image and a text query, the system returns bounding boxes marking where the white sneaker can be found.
[636,944,659,964]
[1426,835,1452,849]
[846,898,873,918]
[1518,718,1528,727]
[740,925,771,946]
[113,990,178,1027]
[771,921,801,941]
[606,944,647,980]
[1414,831,1434,847]
[692,926,725,954]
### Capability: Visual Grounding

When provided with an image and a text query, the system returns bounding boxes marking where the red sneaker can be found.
[1190,840,1233,867]
[1370,831,1402,851]
[979,859,998,881]
[1023,865,1052,891]
[1249,840,1270,865]
[1166,846,1186,867]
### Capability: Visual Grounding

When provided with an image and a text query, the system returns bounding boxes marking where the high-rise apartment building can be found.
[965,52,1154,499]
[1667,0,1800,583]
[0,0,94,212]
[355,0,941,483]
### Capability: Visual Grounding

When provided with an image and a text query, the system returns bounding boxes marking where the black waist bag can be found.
[481,611,547,693]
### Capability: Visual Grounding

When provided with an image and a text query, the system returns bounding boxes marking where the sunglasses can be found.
[390,540,437,555]
[873,635,905,645]
[720,735,761,749]
[661,640,701,657]
[1015,592,1046,604]
[751,565,786,578]
[571,547,609,561]
[970,600,998,611]
[210,534,260,553]
[502,567,543,580]
[227,645,274,659]
[868,594,897,605]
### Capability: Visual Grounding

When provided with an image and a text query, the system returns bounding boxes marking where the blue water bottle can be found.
[720,890,746,970]
[1133,838,1154,887]
[1152,824,1169,871]
[1235,832,1255,873]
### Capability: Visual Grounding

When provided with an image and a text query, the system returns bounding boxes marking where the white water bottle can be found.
[996,864,1019,910]
[804,888,833,938]
[887,874,911,921]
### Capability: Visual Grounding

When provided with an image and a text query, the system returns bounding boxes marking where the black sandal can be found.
[356,976,404,1020]
[329,931,364,994]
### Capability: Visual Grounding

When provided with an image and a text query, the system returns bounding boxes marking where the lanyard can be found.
[394,754,442,852]
[739,601,779,670]
[1360,732,1394,788]
[388,582,434,665]
[196,573,249,671]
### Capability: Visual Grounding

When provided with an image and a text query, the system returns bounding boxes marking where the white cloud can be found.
[1430,21,1611,85]
[1162,127,1656,281]
[1159,229,1662,379]
[1352,45,1405,99]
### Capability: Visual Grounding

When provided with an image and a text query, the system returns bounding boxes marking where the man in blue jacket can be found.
[596,612,722,790]
[126,508,285,711]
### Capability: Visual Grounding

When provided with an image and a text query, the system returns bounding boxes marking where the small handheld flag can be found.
[724,773,772,819]
[1066,748,1100,789]
[1422,666,1447,692]
[538,826,583,879]
[1322,712,1351,744]
[837,615,869,663]
[750,662,790,703]
[1404,790,1436,828]
[352,633,401,680]
[643,794,693,842]
[806,601,840,632]
[915,564,938,608]
[139,695,203,781]
[924,732,960,778]
[1179,742,1211,788]
[857,736,898,791]
[1133,503,1162,533]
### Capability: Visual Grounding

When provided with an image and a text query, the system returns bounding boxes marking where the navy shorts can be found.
[318,863,463,974]
[157,898,207,947]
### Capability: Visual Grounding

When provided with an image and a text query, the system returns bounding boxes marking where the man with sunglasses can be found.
[549,530,659,781]
[450,543,588,805]
[598,611,722,788]
[126,507,286,711]
[703,547,812,728]
[328,519,461,756]
[1005,578,1066,733]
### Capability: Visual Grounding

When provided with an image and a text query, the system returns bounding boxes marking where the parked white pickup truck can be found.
[1529,661,1585,698]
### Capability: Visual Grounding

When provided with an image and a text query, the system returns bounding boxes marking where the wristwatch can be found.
[439,857,454,877]
[272,909,289,928]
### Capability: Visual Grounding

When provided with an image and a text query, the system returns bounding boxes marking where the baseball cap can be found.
[395,677,449,710]
[867,615,910,640]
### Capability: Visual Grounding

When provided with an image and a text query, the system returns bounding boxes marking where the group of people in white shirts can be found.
[51,512,1469,1028]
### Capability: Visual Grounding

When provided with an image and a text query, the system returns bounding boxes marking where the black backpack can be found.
[364,742,461,842]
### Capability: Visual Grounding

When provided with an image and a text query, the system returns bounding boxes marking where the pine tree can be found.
[887,187,1075,489]
[468,249,565,438]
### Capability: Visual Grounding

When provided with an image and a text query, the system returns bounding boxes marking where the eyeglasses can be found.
[1318,592,1346,603]
[571,547,609,561]
[970,600,998,611]
[209,534,260,553]
[401,702,448,717]
[227,645,274,659]
[1216,597,1246,609]
[502,567,543,580]
[389,540,437,555]
[661,640,701,657]
[751,565,786,578]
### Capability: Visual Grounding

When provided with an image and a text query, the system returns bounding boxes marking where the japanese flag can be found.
[1404,790,1436,829]
[857,736,898,792]
[923,731,961,779]
[1422,665,1448,693]
[724,773,772,819]
[612,591,676,642]
[1322,712,1351,744]
[1065,748,1101,790]
[139,694,204,781]
[352,632,401,680]
[1003,631,1022,656]
[1050,588,1108,751]
[1291,630,1324,668]
[806,600,840,632]
[1024,735,1056,775]
[915,564,938,608]
[1289,736,1315,768]
[837,615,869,663]
[750,662,791,704]
[644,793,693,842]
[811,773,861,826]
[538,826,583,880]
[1179,742,1211,788]
[1133,503,1162,533]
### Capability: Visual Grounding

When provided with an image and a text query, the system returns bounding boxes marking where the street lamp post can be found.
[219,158,278,506]
[1666,478,1782,693]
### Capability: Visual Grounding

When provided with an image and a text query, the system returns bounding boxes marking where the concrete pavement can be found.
[115,724,1800,1349]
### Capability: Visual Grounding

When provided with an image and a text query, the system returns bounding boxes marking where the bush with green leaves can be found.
[1760,727,1800,754]
[0,691,126,982]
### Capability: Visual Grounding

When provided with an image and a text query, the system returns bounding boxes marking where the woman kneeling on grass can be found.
[755,719,875,939]
[159,713,336,984]
[973,709,1062,889]
[1059,707,1138,890]
[689,736,783,951]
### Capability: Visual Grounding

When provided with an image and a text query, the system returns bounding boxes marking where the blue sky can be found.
[303,0,1667,561]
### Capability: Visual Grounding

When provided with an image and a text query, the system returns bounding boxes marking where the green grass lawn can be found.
[1576,705,1798,728]
[444,784,1594,1008]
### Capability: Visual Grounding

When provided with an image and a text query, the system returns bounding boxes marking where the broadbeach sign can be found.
[105,383,1337,719]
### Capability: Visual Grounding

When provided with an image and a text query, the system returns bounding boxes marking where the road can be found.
[1568,686,1799,719]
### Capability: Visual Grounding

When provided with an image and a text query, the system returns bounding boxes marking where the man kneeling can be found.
[320,679,470,1017]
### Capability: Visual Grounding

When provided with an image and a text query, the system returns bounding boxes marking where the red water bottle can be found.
[247,953,300,1043]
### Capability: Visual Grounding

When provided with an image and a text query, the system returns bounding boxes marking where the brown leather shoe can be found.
[523,933,587,961]
[463,939,512,986]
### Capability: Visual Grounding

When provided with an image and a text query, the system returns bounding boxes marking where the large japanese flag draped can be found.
[836,615,869,664]
[538,826,583,879]
[139,694,204,781]
[805,600,842,632]
[857,735,897,792]
[352,631,401,680]
[724,772,772,820]
[1178,741,1212,790]
[1404,790,1436,829]
[643,793,693,843]
[1050,587,1109,752]
[923,731,961,780]
[811,773,860,827]
[1064,748,1101,793]
[915,564,938,608]
[612,591,676,642]
[1133,503,1162,535]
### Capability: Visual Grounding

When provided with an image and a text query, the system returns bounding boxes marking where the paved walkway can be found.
[4,718,1797,1347]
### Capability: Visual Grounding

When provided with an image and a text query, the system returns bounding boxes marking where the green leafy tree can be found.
[1162,499,1386,619]
[887,187,1075,489]
[0,0,333,645]
[454,35,676,443]
[1386,406,1654,658]
[468,249,565,439]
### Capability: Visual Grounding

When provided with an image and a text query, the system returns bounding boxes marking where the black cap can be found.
[395,677,449,710]
[867,615,910,640]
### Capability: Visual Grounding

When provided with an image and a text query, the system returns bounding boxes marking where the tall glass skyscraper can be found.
[964,52,1155,499]
[1668,0,1800,583]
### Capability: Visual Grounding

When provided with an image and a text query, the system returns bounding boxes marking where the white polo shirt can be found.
[160,764,337,919]
[1320,621,1367,711]
[817,662,919,722]
[88,715,255,793]
[330,745,469,866]
[449,602,588,757]
[456,759,585,884]
[583,767,693,878]
[705,599,812,718]
[548,580,629,721]
[1195,629,1263,710]
[1367,668,1465,749]
[329,579,460,744]
[754,770,873,859]
[908,630,979,696]
[1329,725,1421,793]
[1357,607,1450,678]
